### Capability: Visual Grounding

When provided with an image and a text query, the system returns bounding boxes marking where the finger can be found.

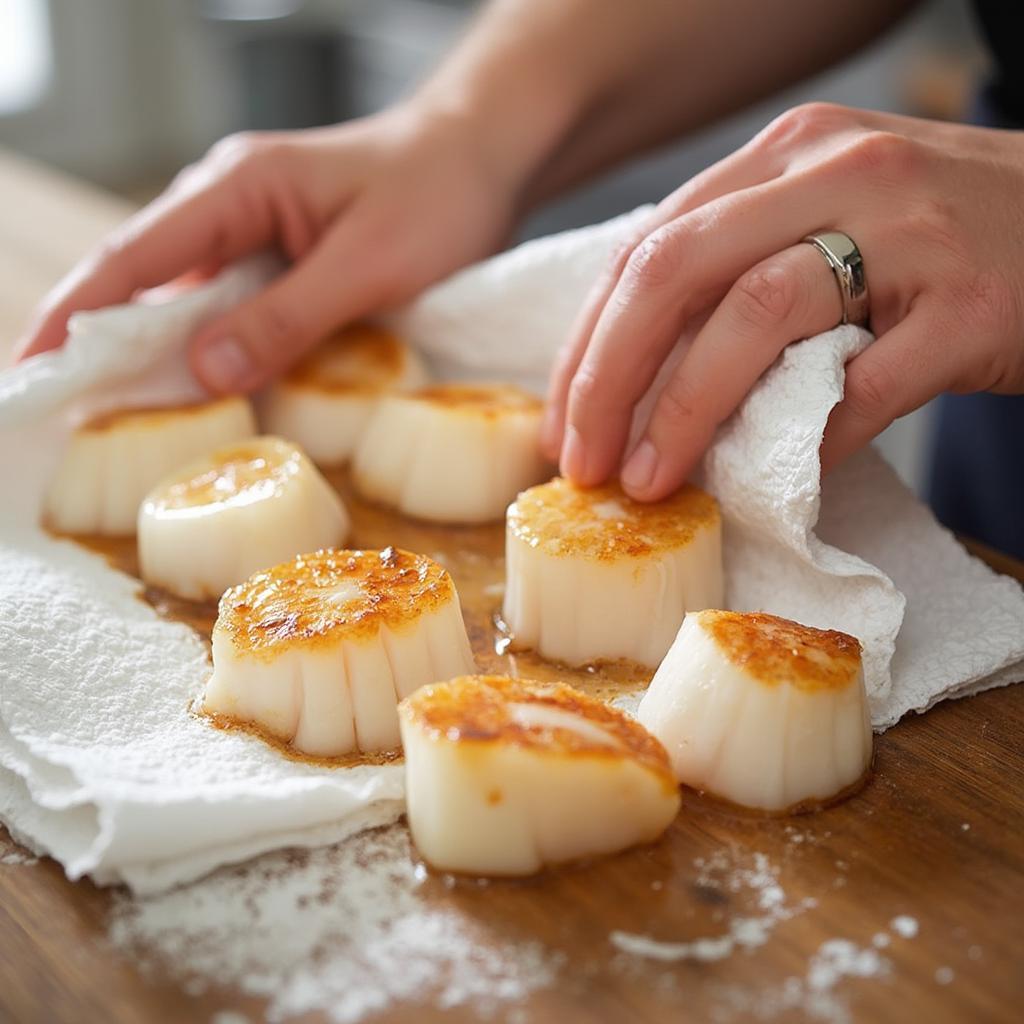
[541,140,785,461]
[540,234,645,460]
[620,243,844,500]
[561,170,851,485]
[820,308,955,473]
[13,170,277,362]
[188,208,388,393]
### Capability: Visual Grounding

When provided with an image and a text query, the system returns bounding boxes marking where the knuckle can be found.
[758,102,850,149]
[623,227,685,291]
[242,299,304,361]
[608,235,641,278]
[843,360,894,424]
[208,130,293,177]
[839,131,922,181]
[567,365,606,412]
[208,130,263,164]
[656,375,699,430]
[168,160,202,193]
[732,262,801,328]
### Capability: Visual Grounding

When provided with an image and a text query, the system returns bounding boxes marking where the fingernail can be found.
[622,440,658,494]
[560,425,587,482]
[196,336,252,392]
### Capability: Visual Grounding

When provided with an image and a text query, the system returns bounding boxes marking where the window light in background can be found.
[0,0,52,116]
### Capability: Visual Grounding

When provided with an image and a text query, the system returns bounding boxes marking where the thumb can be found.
[189,223,388,394]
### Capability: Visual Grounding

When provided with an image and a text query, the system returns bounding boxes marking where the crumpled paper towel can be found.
[2,209,1023,894]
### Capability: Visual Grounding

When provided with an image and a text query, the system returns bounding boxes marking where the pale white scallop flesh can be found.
[203,548,477,756]
[637,610,873,811]
[44,397,256,535]
[503,477,723,667]
[399,674,681,875]
[137,436,350,601]
[352,383,552,524]
[260,323,429,467]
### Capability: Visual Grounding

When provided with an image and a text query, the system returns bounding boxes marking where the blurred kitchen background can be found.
[0,0,991,494]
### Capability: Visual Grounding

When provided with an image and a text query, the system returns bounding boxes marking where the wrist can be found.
[409,66,585,204]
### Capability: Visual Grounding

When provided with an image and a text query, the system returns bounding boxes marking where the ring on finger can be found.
[802,230,870,328]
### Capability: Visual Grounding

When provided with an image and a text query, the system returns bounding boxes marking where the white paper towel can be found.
[1,209,1022,894]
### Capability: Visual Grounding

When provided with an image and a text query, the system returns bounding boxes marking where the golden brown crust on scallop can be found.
[83,397,246,433]
[216,547,456,657]
[404,383,543,418]
[283,323,409,394]
[508,477,719,562]
[149,437,299,510]
[699,610,862,692]
[401,674,677,790]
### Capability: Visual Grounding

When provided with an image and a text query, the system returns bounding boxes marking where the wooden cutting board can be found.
[1,149,1022,1024]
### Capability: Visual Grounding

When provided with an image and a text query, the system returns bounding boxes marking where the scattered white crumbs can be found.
[783,826,811,845]
[109,824,559,1024]
[611,853,813,965]
[807,940,889,992]
[961,823,970,832]
[935,967,955,985]
[968,945,983,961]
[708,938,890,1024]
[890,915,919,939]
[609,847,912,1024]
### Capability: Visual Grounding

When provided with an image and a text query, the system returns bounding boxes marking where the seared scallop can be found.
[138,436,350,601]
[202,547,477,756]
[43,397,255,535]
[637,611,873,811]
[352,383,551,523]
[399,674,680,875]
[503,478,722,667]
[261,323,428,467]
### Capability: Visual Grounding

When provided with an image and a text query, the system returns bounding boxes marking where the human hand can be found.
[14,102,517,393]
[542,103,1024,499]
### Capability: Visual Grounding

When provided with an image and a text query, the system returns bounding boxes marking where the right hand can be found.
[13,102,517,393]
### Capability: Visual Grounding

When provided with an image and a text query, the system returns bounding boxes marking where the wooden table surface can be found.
[1,150,1023,1024]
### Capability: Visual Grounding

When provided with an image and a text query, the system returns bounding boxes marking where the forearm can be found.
[522,0,920,207]
[412,0,919,211]
[412,0,677,195]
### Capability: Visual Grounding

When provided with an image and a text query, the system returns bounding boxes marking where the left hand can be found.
[541,103,1024,500]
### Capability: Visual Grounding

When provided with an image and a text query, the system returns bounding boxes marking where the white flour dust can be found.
[610,851,816,964]
[108,824,558,1023]
[890,915,919,939]
[609,848,910,1024]
[711,938,891,1024]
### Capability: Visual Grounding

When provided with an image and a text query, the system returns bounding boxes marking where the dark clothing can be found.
[925,1,1023,558]
[929,394,1024,560]
[970,2,1024,129]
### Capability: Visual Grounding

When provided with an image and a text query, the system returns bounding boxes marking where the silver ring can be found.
[802,230,870,327]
